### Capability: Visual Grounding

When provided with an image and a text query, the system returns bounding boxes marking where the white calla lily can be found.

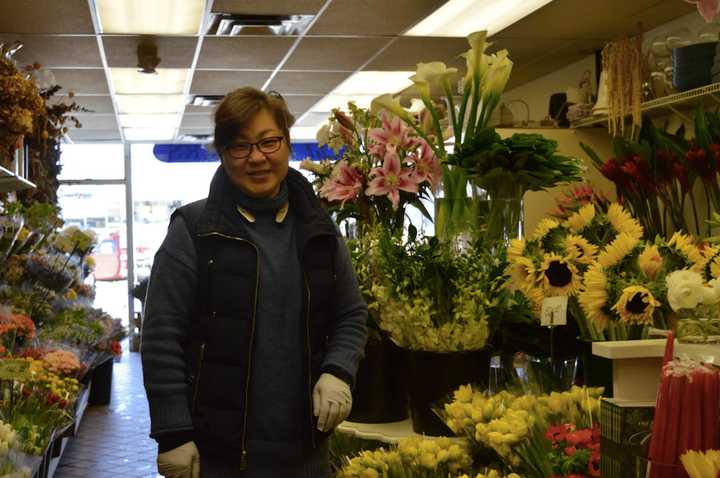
[370,94,413,123]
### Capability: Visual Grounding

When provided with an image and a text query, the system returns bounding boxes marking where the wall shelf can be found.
[572,82,720,129]
[0,164,35,193]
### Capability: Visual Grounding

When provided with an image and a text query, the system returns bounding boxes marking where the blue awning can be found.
[153,143,344,163]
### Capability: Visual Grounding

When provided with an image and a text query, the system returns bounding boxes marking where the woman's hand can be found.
[313,373,352,432]
[157,441,200,478]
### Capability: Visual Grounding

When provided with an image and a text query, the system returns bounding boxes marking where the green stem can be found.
[691,192,701,236]
[421,97,445,153]
[464,73,481,145]
[456,85,472,145]
[443,81,459,144]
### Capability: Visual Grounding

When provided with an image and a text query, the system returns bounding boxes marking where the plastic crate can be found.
[600,398,655,478]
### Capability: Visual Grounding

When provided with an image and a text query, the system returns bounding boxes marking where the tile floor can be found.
[55,346,161,478]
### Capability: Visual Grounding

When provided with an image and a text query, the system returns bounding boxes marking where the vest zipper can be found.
[197,232,259,470]
[192,343,206,413]
[303,272,316,449]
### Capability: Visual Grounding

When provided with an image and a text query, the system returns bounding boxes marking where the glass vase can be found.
[677,317,720,344]
[434,184,486,247]
[485,183,524,245]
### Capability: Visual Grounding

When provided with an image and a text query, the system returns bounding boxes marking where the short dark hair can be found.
[213,87,295,153]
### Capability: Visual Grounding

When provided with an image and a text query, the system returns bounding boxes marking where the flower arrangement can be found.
[370,233,517,352]
[51,226,97,256]
[578,232,704,340]
[457,472,521,478]
[303,104,440,233]
[549,185,611,221]
[339,436,473,477]
[0,306,35,355]
[681,450,720,478]
[538,423,601,478]
[507,203,644,340]
[41,349,82,377]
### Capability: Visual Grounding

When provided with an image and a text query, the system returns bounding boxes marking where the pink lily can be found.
[368,112,417,157]
[687,0,720,21]
[366,149,418,209]
[319,160,363,205]
[409,139,442,192]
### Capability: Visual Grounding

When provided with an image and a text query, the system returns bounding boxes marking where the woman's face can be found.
[221,108,290,198]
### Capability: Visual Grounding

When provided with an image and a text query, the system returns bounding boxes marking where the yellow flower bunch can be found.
[457,471,521,478]
[681,449,720,478]
[339,436,472,478]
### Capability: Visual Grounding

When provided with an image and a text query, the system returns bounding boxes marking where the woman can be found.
[141,87,368,477]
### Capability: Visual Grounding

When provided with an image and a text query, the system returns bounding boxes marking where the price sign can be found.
[0,359,31,381]
[541,296,568,327]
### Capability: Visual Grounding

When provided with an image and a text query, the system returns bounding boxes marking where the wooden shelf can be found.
[0,165,35,193]
[572,82,720,128]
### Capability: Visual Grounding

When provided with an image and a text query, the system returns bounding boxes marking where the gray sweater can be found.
[142,178,368,470]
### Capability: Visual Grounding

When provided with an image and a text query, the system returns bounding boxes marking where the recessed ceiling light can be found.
[116,95,187,114]
[124,127,177,141]
[333,71,415,96]
[110,68,189,95]
[119,114,182,128]
[96,0,205,35]
[405,0,554,37]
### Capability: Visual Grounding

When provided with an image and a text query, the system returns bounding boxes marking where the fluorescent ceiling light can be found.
[334,71,414,96]
[96,0,205,34]
[290,127,322,141]
[124,127,177,141]
[311,94,378,112]
[405,0,554,37]
[115,95,187,114]
[119,114,182,128]
[110,68,189,94]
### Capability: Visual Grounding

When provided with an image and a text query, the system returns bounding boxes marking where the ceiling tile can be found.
[212,0,326,15]
[198,37,294,69]
[283,95,324,113]
[52,70,110,95]
[67,130,122,142]
[295,111,329,127]
[190,70,271,94]
[181,114,213,128]
[283,37,389,71]
[366,36,468,71]
[0,0,94,34]
[73,114,119,130]
[103,36,198,68]
[50,95,115,114]
[268,72,351,95]
[309,0,446,35]
[0,35,102,68]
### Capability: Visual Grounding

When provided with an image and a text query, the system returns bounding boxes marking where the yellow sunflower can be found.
[579,264,610,330]
[563,235,598,265]
[611,285,660,325]
[566,203,596,233]
[507,256,537,290]
[638,244,663,280]
[607,203,644,240]
[597,233,639,268]
[539,253,581,296]
[524,285,546,318]
[533,218,561,240]
[508,238,526,262]
[668,232,704,270]
[710,255,720,280]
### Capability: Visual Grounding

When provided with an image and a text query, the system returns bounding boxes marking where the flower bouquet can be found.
[0,203,24,262]
[303,104,441,234]
[664,269,720,343]
[13,203,61,255]
[51,226,97,257]
[681,450,720,478]
[548,184,611,221]
[0,306,35,356]
[339,436,473,478]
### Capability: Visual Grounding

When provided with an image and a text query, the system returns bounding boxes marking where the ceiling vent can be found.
[190,95,224,107]
[206,13,314,36]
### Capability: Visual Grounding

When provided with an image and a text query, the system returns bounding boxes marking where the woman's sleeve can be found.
[141,216,198,439]
[321,236,368,387]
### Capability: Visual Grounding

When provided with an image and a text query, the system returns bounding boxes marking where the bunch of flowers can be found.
[304,104,441,233]
[457,472,521,478]
[549,184,611,221]
[41,349,82,377]
[51,226,97,256]
[339,436,473,478]
[578,232,704,340]
[0,203,25,262]
[664,269,720,343]
[0,306,35,355]
[0,419,29,478]
[439,384,602,472]
[370,233,517,352]
[540,423,601,478]
[681,450,720,478]
[507,203,643,340]
[24,253,77,292]
[37,307,104,348]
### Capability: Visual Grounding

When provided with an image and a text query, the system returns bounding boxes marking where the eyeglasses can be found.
[226,136,284,159]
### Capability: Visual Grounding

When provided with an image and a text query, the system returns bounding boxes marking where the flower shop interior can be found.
[3,0,720,477]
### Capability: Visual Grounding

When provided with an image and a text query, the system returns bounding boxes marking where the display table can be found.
[592,340,720,401]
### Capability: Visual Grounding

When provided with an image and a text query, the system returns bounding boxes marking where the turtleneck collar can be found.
[230,178,289,223]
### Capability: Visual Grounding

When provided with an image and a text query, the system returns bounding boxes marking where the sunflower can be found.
[597,233,640,268]
[539,253,581,295]
[705,249,720,280]
[524,285,546,317]
[533,218,562,240]
[563,235,598,265]
[507,256,537,290]
[508,238,526,262]
[566,203,596,233]
[607,203,644,239]
[668,232,704,270]
[638,244,663,280]
[611,285,660,325]
[579,264,610,330]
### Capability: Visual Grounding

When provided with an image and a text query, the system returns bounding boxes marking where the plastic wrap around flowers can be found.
[506,203,643,340]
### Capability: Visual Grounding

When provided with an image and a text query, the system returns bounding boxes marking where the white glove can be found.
[313,373,352,432]
[157,441,200,478]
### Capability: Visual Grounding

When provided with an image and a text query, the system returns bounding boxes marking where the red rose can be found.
[566,428,593,446]
[546,424,573,444]
[564,446,578,456]
[686,145,714,179]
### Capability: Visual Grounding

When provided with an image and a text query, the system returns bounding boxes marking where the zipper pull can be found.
[240,450,248,470]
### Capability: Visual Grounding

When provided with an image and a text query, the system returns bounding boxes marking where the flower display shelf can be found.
[572,82,720,128]
[0,164,35,193]
[592,339,720,402]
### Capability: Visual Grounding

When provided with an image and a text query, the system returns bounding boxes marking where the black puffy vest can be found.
[172,168,338,466]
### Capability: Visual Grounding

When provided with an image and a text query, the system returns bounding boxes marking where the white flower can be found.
[316,124,331,147]
[666,269,705,311]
